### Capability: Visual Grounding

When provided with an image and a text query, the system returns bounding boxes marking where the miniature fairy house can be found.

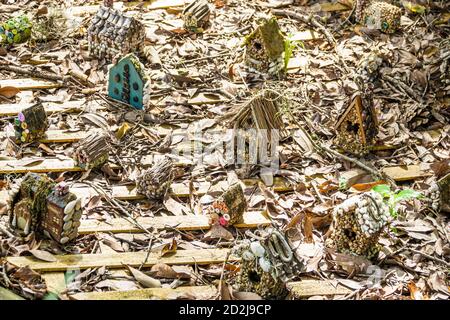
[244,17,286,75]
[71,132,110,170]
[207,183,247,227]
[13,103,48,144]
[42,184,82,244]
[356,0,402,34]
[8,173,54,236]
[87,3,145,62]
[7,174,82,244]
[182,0,211,33]
[232,229,299,299]
[107,53,151,109]
[0,15,32,45]
[325,190,390,258]
[136,157,174,200]
[334,94,378,156]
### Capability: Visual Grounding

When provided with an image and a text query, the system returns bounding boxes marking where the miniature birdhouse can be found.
[325,190,390,258]
[356,0,402,34]
[107,53,150,109]
[42,187,82,244]
[207,183,247,227]
[182,0,211,33]
[334,94,378,156]
[0,15,32,45]
[438,173,449,213]
[244,17,286,75]
[13,104,48,144]
[233,229,297,299]
[8,173,54,236]
[136,157,174,200]
[87,4,145,62]
[71,132,110,170]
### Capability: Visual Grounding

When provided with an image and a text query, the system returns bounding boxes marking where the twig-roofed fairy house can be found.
[71,131,110,170]
[334,94,378,155]
[87,3,145,62]
[107,53,151,109]
[244,16,286,76]
[182,0,211,33]
[7,173,82,244]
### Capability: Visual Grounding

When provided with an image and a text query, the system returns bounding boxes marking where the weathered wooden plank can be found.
[286,279,352,298]
[381,164,428,181]
[0,130,90,144]
[42,272,66,295]
[78,211,270,234]
[0,286,25,300]
[112,177,293,200]
[0,157,81,174]
[69,0,186,16]
[6,249,238,272]
[0,78,62,90]
[0,100,106,117]
[70,285,216,300]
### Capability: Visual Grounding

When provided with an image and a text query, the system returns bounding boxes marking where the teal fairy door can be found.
[108,54,149,110]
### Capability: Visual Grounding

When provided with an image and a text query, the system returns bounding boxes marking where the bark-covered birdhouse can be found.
[13,103,48,144]
[182,0,211,33]
[71,132,110,170]
[7,173,54,236]
[356,0,402,34]
[325,190,390,258]
[207,183,247,227]
[136,157,174,200]
[244,17,286,76]
[334,94,378,156]
[232,229,298,299]
[42,186,82,244]
[0,15,32,45]
[87,5,145,62]
[107,53,150,109]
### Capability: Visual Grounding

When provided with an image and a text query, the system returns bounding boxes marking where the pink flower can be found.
[219,216,228,227]
[18,112,25,122]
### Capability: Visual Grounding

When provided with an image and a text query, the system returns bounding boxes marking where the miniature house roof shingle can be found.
[107,53,150,109]
[335,94,378,155]
[88,5,145,61]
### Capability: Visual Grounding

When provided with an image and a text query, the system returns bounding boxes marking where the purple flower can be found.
[18,112,25,122]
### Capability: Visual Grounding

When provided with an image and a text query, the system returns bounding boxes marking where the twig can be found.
[271,9,336,46]
[0,64,65,82]
[407,248,450,268]
[0,225,14,238]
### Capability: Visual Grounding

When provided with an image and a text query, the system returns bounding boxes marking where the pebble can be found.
[63,213,73,222]
[75,198,82,210]
[60,237,70,244]
[63,221,73,231]
[64,200,77,215]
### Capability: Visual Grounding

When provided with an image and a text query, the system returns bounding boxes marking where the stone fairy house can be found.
[87,4,145,62]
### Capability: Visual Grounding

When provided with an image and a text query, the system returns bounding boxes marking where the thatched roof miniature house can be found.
[182,0,211,33]
[334,94,378,155]
[87,4,145,61]
[244,17,286,75]
[107,53,151,109]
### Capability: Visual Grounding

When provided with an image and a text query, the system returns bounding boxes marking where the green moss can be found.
[245,17,285,61]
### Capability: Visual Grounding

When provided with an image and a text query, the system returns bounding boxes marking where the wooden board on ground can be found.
[0,100,106,117]
[286,279,352,298]
[0,157,81,174]
[0,78,62,90]
[6,248,238,272]
[0,286,25,300]
[381,164,428,181]
[78,211,270,234]
[69,0,186,16]
[42,272,67,296]
[0,130,90,144]
[70,285,216,300]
